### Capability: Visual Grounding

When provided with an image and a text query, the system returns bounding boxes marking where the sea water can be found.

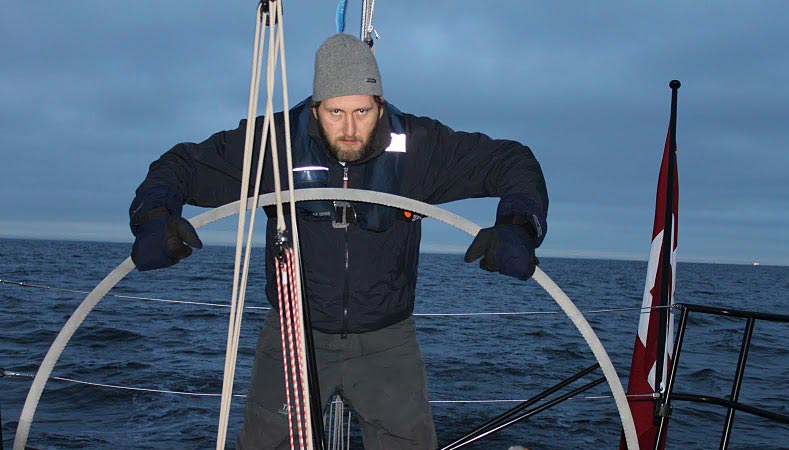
[1,238,787,449]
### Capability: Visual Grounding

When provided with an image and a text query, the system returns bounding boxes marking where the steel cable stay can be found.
[1,368,658,403]
[0,278,673,317]
[12,188,639,450]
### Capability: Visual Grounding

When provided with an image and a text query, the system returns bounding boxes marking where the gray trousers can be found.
[237,312,437,449]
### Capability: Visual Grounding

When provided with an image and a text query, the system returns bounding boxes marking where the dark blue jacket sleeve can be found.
[136,117,269,208]
[409,115,548,219]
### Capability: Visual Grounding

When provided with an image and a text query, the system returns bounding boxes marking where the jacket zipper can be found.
[341,164,350,338]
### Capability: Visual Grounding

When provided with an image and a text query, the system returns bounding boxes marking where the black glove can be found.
[464,194,546,281]
[464,224,538,280]
[129,186,203,271]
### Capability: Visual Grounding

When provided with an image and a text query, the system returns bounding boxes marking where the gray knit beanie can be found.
[313,33,383,102]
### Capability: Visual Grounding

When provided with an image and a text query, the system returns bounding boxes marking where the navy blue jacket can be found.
[137,98,548,333]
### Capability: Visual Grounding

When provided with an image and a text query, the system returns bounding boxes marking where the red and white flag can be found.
[620,119,679,449]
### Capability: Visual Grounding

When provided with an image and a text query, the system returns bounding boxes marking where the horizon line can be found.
[1,235,783,268]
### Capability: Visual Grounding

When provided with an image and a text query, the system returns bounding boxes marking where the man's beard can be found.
[318,120,378,163]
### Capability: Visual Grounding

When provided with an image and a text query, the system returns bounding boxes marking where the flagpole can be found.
[653,80,680,430]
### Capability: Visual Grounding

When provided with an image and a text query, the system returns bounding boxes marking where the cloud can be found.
[1,0,787,265]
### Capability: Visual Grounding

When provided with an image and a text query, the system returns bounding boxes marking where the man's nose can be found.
[342,115,356,136]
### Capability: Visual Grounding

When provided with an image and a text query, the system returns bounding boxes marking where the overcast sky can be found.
[1,1,787,266]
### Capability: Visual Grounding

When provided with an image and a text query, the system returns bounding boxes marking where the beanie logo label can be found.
[366,78,377,83]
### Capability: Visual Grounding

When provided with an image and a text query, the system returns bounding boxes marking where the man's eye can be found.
[330,109,342,116]
[357,109,368,115]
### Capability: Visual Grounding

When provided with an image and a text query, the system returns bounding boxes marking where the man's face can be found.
[314,94,383,162]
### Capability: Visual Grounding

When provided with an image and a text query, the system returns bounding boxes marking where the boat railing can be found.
[653,302,789,450]
[439,363,606,449]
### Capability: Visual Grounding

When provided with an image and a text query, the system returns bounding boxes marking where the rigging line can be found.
[431,394,658,405]
[278,252,300,449]
[345,408,350,450]
[414,306,673,317]
[2,279,669,316]
[228,1,314,447]
[220,1,302,446]
[216,2,269,447]
[218,8,282,444]
[360,0,376,45]
[0,280,269,309]
[2,370,652,402]
[274,0,316,442]
[264,0,314,446]
[2,370,245,398]
[278,246,310,449]
[1,279,95,295]
[576,393,657,400]
[324,396,350,450]
[324,397,351,450]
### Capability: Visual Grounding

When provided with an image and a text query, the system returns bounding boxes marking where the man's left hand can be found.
[464,223,538,280]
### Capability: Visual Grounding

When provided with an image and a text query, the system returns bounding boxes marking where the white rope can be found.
[219,1,315,448]
[13,189,637,450]
[219,10,283,445]
[214,3,267,447]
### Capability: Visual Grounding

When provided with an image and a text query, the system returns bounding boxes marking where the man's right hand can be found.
[129,186,203,271]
